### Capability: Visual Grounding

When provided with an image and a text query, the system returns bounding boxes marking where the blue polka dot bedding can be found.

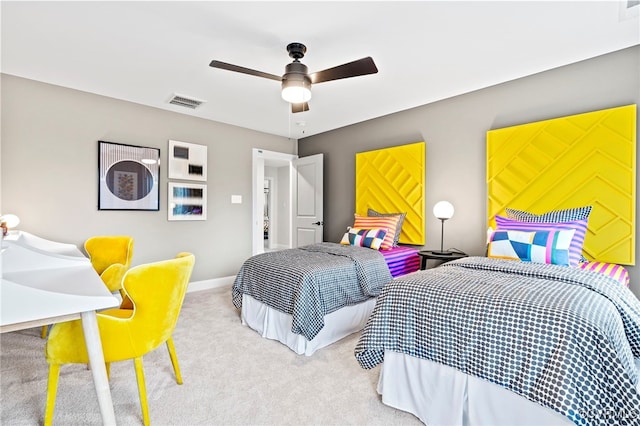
[355,256,640,426]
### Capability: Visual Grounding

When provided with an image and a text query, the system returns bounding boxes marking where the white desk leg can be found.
[80,311,117,426]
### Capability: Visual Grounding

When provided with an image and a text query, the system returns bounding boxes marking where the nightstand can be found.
[418,250,468,270]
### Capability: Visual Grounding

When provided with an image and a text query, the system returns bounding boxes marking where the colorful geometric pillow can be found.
[505,205,592,223]
[367,208,406,246]
[505,206,593,265]
[340,227,388,250]
[577,261,630,287]
[495,215,587,267]
[488,229,575,266]
[353,214,400,250]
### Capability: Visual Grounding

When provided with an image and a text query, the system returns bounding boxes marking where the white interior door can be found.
[293,154,324,247]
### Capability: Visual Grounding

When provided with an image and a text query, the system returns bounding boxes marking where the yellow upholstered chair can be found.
[84,235,135,294]
[40,235,135,339]
[44,252,195,426]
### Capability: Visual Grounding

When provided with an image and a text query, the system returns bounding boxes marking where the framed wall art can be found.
[168,140,207,181]
[168,182,207,221]
[98,141,160,211]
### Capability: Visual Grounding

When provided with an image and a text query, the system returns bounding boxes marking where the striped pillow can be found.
[495,215,587,267]
[353,214,400,250]
[367,208,406,246]
[578,261,630,287]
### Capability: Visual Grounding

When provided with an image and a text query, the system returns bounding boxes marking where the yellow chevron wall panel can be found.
[355,142,425,245]
[487,104,636,265]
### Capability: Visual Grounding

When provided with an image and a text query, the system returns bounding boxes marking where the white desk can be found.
[1,231,119,425]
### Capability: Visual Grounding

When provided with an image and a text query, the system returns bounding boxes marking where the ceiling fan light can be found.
[281,80,311,103]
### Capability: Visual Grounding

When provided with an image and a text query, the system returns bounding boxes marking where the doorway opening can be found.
[252,149,324,256]
[252,149,296,255]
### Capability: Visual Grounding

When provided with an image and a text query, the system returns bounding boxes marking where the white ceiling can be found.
[1,1,639,139]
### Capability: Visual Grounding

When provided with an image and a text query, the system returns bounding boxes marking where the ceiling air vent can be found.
[168,94,206,109]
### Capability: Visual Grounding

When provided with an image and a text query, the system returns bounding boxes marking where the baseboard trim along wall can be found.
[187,275,235,293]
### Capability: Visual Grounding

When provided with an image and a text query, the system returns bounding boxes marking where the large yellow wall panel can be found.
[356,142,425,245]
[487,104,636,265]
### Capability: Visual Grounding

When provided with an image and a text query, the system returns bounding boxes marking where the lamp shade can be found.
[433,201,454,220]
[281,81,311,103]
[0,214,20,228]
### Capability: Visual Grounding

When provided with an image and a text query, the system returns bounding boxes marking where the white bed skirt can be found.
[241,294,376,356]
[378,350,576,426]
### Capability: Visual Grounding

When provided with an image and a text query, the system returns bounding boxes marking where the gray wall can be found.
[298,46,640,295]
[1,74,296,282]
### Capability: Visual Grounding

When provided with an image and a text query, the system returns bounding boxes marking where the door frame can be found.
[263,176,275,250]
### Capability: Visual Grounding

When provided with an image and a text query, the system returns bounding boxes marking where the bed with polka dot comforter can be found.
[355,256,640,426]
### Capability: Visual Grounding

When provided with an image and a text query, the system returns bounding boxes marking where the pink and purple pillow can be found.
[578,260,630,287]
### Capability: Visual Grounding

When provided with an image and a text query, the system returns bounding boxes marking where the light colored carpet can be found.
[0,286,421,425]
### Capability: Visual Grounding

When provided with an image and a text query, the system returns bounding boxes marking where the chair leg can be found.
[105,362,111,380]
[133,357,150,426]
[44,364,60,426]
[41,325,49,339]
[165,337,183,385]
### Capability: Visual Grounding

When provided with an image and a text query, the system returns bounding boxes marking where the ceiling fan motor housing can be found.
[283,62,311,85]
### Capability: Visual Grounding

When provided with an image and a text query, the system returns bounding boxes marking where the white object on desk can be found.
[3,230,85,257]
[1,231,119,425]
[3,241,88,274]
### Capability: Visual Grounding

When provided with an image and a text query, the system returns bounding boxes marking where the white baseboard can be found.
[187,275,234,293]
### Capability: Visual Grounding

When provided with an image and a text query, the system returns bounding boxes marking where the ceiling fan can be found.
[209,42,378,113]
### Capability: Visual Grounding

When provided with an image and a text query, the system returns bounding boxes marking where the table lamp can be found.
[0,214,20,236]
[432,201,454,255]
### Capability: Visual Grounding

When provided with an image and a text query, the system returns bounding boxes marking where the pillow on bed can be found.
[367,208,406,246]
[505,205,592,223]
[353,214,400,250]
[495,215,587,267]
[577,261,630,287]
[487,229,575,266]
[505,205,592,264]
[340,227,388,250]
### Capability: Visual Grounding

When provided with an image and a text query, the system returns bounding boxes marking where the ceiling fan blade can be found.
[309,57,378,84]
[292,102,309,113]
[209,60,281,81]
